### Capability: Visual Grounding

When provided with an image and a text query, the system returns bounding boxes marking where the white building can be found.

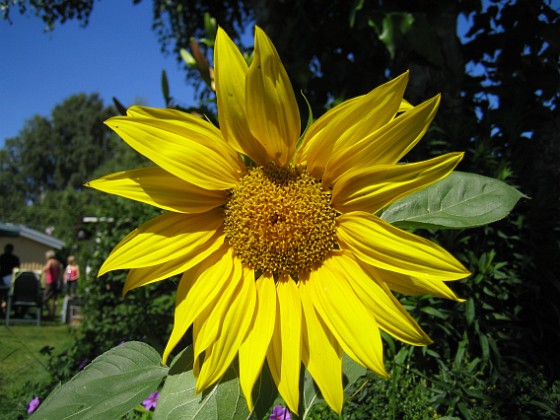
[0,222,65,271]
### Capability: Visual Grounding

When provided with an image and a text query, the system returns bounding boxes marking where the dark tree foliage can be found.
[146,0,249,52]
[1,0,94,29]
[2,93,115,202]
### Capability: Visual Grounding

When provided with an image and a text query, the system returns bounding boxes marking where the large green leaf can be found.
[300,354,367,418]
[30,341,168,419]
[154,346,277,420]
[381,171,525,229]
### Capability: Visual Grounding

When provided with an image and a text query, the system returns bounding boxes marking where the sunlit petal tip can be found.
[338,213,470,281]
[426,93,442,114]
[399,98,414,113]
[104,111,245,190]
[215,25,228,42]
[121,275,145,297]
[332,254,434,346]
[121,282,132,298]
[103,117,123,129]
[194,381,204,394]
[303,71,412,180]
[247,25,300,166]
[385,70,409,93]
[323,90,446,184]
[215,26,280,166]
[87,167,228,213]
[332,151,465,213]
[215,26,239,60]
[97,257,117,278]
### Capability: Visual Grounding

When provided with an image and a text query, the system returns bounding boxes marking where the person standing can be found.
[64,256,80,297]
[42,250,62,320]
[0,244,20,314]
[0,243,20,288]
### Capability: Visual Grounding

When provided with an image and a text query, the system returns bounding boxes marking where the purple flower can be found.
[142,391,160,411]
[78,358,90,370]
[270,405,291,420]
[27,396,40,414]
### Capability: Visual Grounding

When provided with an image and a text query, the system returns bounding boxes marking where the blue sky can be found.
[0,1,197,145]
[2,1,557,147]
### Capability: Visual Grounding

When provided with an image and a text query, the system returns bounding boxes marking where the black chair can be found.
[5,270,42,326]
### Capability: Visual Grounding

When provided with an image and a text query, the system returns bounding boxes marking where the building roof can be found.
[0,222,65,250]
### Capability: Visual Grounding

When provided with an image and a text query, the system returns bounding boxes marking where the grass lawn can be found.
[0,321,75,418]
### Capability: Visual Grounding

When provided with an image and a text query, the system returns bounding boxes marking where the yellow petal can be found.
[323,94,440,187]
[99,209,224,276]
[295,96,360,167]
[266,276,302,414]
[332,152,464,213]
[398,98,414,113]
[300,281,343,414]
[162,269,196,364]
[105,111,245,190]
[239,273,276,411]
[162,245,233,363]
[193,253,242,365]
[296,72,409,179]
[214,27,269,165]
[197,259,256,390]
[365,264,464,301]
[123,229,225,294]
[246,26,300,167]
[303,259,388,377]
[126,105,203,120]
[337,212,470,281]
[331,252,431,346]
[87,166,227,213]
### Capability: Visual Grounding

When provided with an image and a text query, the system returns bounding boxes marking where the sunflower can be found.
[87,26,470,414]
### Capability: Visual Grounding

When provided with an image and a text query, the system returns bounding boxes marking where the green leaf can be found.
[180,48,197,67]
[251,364,279,419]
[419,306,447,319]
[479,334,490,361]
[453,336,467,369]
[292,91,314,163]
[465,298,475,326]
[381,171,525,229]
[161,70,170,105]
[155,346,277,420]
[300,372,321,418]
[373,12,414,59]
[30,342,168,420]
[203,12,217,40]
[300,354,367,418]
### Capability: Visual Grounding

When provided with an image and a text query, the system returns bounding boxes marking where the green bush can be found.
[38,197,178,397]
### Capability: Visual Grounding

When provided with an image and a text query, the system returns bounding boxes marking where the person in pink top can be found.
[64,255,80,297]
[42,250,62,320]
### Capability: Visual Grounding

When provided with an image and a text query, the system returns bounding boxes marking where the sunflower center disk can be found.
[224,163,337,277]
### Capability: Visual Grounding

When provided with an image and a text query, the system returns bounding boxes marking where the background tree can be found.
[0,93,118,244]
[2,93,115,201]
